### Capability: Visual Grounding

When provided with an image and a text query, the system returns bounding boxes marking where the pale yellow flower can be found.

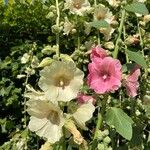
[24,84,46,101]
[94,4,115,41]
[38,61,84,103]
[73,101,95,130]
[63,18,74,35]
[100,26,115,41]
[64,0,91,16]
[27,100,64,143]
[106,0,121,7]
[94,4,113,23]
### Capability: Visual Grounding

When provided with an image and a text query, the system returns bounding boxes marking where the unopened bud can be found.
[46,12,55,19]
[98,143,105,150]
[125,36,140,45]
[103,136,111,144]
[104,42,114,50]
[51,25,61,33]
[38,57,52,68]
[110,20,119,28]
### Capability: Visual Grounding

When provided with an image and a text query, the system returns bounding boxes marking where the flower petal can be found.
[73,102,95,130]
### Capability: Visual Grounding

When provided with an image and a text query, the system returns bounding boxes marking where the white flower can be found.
[100,26,115,41]
[64,0,91,16]
[27,100,64,143]
[24,84,46,101]
[38,61,84,103]
[94,4,115,41]
[21,53,30,64]
[63,18,74,35]
[94,4,113,23]
[106,0,121,7]
[73,101,95,130]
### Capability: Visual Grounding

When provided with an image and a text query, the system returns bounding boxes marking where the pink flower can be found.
[87,57,122,94]
[123,65,141,97]
[90,45,107,61]
[77,93,95,105]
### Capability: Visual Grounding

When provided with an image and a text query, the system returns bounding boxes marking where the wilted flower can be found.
[125,35,140,45]
[27,100,64,143]
[38,61,84,103]
[64,0,91,16]
[90,45,108,61]
[87,57,122,94]
[73,101,95,130]
[77,93,95,104]
[123,65,141,97]
[63,18,74,35]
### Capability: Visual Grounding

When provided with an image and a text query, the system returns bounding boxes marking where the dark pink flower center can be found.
[99,71,111,81]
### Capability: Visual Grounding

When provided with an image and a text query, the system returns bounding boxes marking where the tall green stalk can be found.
[56,0,60,58]
[113,9,126,58]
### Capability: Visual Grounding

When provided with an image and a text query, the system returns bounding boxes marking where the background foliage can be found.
[0,0,150,149]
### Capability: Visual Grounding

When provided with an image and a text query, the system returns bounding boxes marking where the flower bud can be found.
[71,29,77,34]
[103,129,109,136]
[98,143,105,150]
[46,12,55,19]
[38,57,53,68]
[104,42,114,50]
[51,25,62,34]
[103,136,111,144]
[125,36,140,45]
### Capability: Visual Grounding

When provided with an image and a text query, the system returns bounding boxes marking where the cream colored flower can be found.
[94,4,115,41]
[73,101,95,130]
[94,4,113,23]
[27,100,64,143]
[63,18,74,35]
[100,26,115,41]
[106,0,121,7]
[38,61,84,103]
[64,0,91,16]
[24,84,46,101]
[21,53,30,64]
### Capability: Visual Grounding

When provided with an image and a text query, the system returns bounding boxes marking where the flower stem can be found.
[56,0,60,58]
[123,26,129,63]
[113,9,126,58]
[93,112,102,140]
[91,95,108,149]
[137,19,148,76]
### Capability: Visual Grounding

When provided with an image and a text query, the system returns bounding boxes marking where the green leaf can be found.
[126,50,147,68]
[125,2,149,15]
[105,107,134,140]
[89,20,109,29]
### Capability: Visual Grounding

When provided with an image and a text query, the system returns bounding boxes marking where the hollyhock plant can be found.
[87,57,122,94]
[73,101,95,130]
[64,0,91,16]
[27,100,64,143]
[123,65,141,97]
[38,61,84,103]
[90,45,108,61]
